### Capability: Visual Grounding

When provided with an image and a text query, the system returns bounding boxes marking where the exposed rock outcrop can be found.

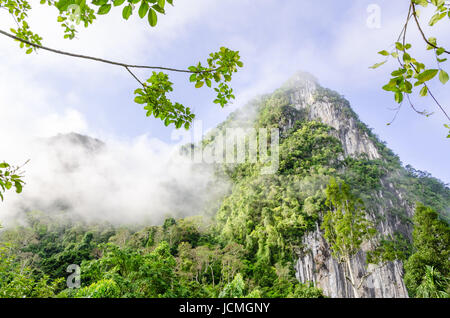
[282,72,410,298]
[284,72,380,159]
[295,224,408,298]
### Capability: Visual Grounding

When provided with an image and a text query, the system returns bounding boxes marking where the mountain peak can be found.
[282,71,319,90]
[47,132,105,153]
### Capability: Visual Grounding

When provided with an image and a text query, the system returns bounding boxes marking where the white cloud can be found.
[0,120,229,226]
[35,109,88,137]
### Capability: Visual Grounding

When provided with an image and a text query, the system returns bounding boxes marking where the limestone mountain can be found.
[207,71,449,298]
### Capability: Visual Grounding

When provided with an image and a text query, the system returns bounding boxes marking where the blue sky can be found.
[0,0,449,183]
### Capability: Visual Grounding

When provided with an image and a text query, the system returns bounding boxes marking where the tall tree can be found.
[404,202,450,297]
[321,178,376,297]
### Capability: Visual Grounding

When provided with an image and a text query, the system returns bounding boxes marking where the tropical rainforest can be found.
[0,78,449,298]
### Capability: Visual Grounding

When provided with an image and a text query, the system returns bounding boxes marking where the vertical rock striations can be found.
[279,72,410,297]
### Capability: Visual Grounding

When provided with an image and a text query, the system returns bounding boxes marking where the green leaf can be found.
[152,4,165,14]
[14,181,22,194]
[391,69,406,76]
[189,74,197,82]
[419,85,428,97]
[438,70,449,84]
[395,42,404,51]
[113,0,126,6]
[378,50,390,56]
[417,69,439,82]
[429,12,447,26]
[414,0,428,6]
[195,81,204,88]
[138,1,149,18]
[395,91,404,103]
[98,4,112,15]
[436,47,445,56]
[382,83,397,92]
[403,53,411,63]
[148,8,158,27]
[369,60,387,69]
[134,96,146,104]
[427,37,437,50]
[122,5,132,20]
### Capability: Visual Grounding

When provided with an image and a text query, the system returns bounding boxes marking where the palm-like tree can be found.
[416,266,449,298]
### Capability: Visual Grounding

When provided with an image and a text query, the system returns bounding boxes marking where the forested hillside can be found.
[0,73,449,298]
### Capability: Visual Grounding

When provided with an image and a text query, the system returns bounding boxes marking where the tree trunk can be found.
[345,256,360,298]
[210,265,215,288]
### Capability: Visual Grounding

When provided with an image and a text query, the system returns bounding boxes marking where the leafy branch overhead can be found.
[0,0,243,129]
[51,0,173,39]
[0,161,27,201]
[134,47,242,129]
[370,0,450,136]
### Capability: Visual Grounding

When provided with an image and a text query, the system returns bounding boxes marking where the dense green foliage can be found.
[0,213,324,298]
[278,122,343,176]
[404,203,450,297]
[0,243,61,298]
[404,165,450,223]
[415,265,449,298]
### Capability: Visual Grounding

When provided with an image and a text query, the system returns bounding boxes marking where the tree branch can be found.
[0,28,215,74]
[391,3,450,121]
[125,66,144,87]
[408,63,450,121]
[424,84,450,120]
[411,2,450,54]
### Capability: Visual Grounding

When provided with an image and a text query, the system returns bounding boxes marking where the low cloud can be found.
[0,127,229,226]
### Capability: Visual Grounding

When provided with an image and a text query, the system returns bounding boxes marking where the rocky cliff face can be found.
[280,73,410,298]
[295,224,409,298]
[283,73,380,159]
